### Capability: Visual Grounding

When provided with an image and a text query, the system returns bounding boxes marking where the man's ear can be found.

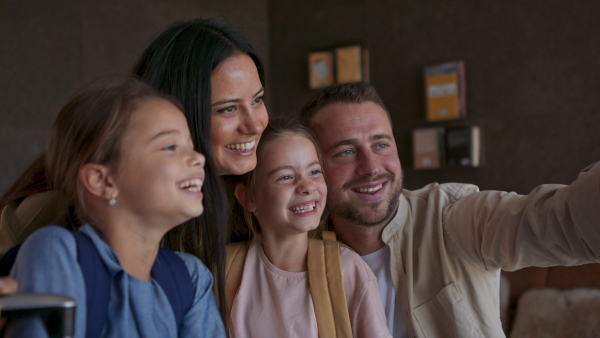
[234,183,256,212]
[79,163,117,201]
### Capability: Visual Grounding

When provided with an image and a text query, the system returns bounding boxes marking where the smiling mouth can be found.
[290,202,316,213]
[225,140,256,152]
[353,184,383,194]
[178,178,203,192]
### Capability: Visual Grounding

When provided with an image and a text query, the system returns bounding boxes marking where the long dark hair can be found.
[132,18,265,323]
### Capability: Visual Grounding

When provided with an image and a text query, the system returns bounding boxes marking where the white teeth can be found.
[290,202,316,213]
[355,184,382,193]
[225,140,256,151]
[178,178,203,192]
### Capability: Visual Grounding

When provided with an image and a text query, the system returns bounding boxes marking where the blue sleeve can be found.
[175,252,226,337]
[9,226,87,338]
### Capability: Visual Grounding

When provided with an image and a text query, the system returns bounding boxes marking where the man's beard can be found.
[327,172,403,227]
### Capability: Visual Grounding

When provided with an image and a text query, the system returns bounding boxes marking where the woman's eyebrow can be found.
[253,87,265,97]
[212,97,240,106]
[212,87,265,107]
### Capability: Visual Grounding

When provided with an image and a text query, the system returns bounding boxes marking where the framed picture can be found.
[424,60,467,121]
[308,43,369,89]
[335,45,363,83]
[412,127,444,170]
[445,125,480,167]
[308,51,335,89]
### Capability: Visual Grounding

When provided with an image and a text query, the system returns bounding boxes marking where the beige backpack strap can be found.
[308,231,353,337]
[225,241,250,314]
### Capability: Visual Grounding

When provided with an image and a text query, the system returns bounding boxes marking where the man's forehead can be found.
[316,100,386,117]
[310,102,392,138]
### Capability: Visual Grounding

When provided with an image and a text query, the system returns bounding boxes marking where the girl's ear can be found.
[79,163,118,201]
[234,183,256,212]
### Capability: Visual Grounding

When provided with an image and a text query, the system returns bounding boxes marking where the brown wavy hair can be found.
[230,118,324,241]
[45,75,182,227]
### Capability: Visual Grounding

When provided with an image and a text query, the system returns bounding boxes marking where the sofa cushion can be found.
[509,288,600,338]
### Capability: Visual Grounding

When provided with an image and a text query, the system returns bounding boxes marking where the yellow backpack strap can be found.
[308,231,353,337]
[225,241,250,314]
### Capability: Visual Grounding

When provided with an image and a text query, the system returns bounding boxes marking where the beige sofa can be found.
[501,264,600,337]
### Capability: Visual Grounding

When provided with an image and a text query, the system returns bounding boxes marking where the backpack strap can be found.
[72,231,193,336]
[152,248,194,329]
[307,231,353,337]
[1,232,119,338]
[225,241,250,314]
[72,231,111,338]
[0,233,107,337]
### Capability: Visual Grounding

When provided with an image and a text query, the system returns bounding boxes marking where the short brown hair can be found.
[299,82,390,124]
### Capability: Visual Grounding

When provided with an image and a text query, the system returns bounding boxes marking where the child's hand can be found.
[0,277,18,295]
[0,277,18,329]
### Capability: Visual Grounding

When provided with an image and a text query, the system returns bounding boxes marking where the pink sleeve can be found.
[340,247,393,338]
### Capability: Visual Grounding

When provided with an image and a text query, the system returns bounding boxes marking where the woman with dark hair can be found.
[0,18,268,324]
[132,18,267,177]
[132,18,268,320]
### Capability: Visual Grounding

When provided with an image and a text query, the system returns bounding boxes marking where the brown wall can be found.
[0,0,269,193]
[268,0,600,193]
[3,1,600,196]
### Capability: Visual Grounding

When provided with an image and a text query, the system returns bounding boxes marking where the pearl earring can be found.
[109,198,117,206]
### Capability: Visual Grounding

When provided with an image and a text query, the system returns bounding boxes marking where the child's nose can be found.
[297,178,316,195]
[190,151,205,167]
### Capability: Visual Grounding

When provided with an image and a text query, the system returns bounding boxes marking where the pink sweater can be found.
[229,240,392,338]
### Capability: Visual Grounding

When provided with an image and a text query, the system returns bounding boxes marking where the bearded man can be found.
[300,82,600,338]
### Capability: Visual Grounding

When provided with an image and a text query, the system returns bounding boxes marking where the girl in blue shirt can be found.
[9,75,226,337]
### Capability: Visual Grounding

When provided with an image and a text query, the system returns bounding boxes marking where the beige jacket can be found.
[354,162,600,338]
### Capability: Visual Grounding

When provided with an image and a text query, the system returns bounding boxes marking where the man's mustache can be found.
[341,172,396,191]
